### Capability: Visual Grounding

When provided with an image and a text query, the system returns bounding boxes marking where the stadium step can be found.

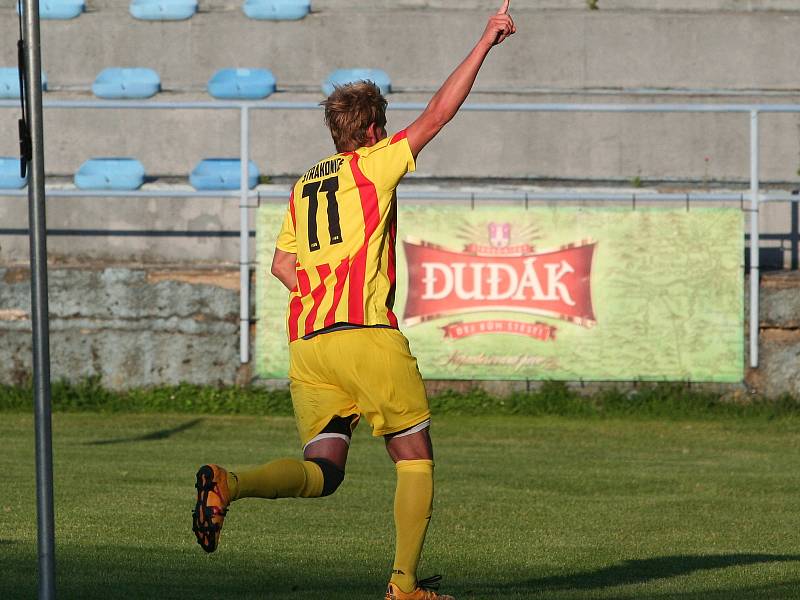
[2,8,799,94]
[3,88,800,183]
[311,0,800,12]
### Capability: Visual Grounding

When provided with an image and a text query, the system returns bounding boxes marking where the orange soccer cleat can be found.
[192,464,231,553]
[385,576,455,600]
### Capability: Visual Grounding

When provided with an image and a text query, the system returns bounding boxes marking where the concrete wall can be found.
[747,272,800,398]
[0,265,246,388]
[0,263,798,396]
[0,192,245,264]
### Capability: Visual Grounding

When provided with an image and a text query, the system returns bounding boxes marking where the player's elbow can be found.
[271,261,289,284]
[271,251,292,276]
[426,96,458,128]
[424,106,451,132]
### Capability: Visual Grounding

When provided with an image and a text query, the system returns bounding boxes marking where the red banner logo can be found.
[403,239,596,327]
[442,320,558,341]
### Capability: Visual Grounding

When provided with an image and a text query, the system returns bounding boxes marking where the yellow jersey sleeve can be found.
[357,130,416,192]
[275,192,297,254]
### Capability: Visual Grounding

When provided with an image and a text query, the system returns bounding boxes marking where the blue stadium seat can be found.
[17,0,85,19]
[242,0,309,20]
[322,69,391,96]
[0,158,28,189]
[74,158,146,190]
[0,68,47,99]
[207,69,276,100]
[190,159,259,191]
[92,68,160,99]
[129,0,197,20]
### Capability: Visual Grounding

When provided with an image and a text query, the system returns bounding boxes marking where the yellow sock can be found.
[390,459,434,594]
[227,458,324,501]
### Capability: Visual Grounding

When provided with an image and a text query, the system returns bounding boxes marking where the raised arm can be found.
[406,0,516,159]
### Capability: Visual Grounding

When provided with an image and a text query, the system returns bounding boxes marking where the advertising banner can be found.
[257,205,743,382]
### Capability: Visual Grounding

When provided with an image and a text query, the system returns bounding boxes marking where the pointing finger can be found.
[497,0,509,15]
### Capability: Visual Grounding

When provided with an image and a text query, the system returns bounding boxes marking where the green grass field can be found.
[2,412,800,599]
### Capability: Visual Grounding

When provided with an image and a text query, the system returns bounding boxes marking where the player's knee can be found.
[308,457,345,496]
[385,419,433,462]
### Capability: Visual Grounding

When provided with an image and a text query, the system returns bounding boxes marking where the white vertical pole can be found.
[749,110,759,368]
[239,106,250,363]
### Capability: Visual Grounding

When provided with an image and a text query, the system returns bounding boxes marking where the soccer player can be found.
[192,3,515,599]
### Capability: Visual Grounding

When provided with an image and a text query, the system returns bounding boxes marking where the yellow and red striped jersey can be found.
[276,130,416,342]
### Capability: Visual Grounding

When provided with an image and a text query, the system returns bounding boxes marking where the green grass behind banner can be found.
[3,413,800,599]
[1,378,799,421]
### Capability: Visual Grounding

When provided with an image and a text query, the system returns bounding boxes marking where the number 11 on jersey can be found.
[302,176,343,252]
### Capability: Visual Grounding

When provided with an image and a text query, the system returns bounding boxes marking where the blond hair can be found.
[321,81,388,152]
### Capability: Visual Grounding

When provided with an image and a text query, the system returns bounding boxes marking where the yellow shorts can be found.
[288,327,430,447]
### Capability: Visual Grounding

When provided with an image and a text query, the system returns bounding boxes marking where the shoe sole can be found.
[192,464,219,553]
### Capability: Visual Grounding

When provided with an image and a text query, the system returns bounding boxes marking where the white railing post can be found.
[239,105,250,363]
[749,110,760,368]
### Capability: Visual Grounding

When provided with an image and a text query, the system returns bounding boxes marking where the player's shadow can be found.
[516,553,800,591]
[86,418,204,445]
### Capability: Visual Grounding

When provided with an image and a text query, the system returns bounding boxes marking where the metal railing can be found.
[2,98,799,371]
